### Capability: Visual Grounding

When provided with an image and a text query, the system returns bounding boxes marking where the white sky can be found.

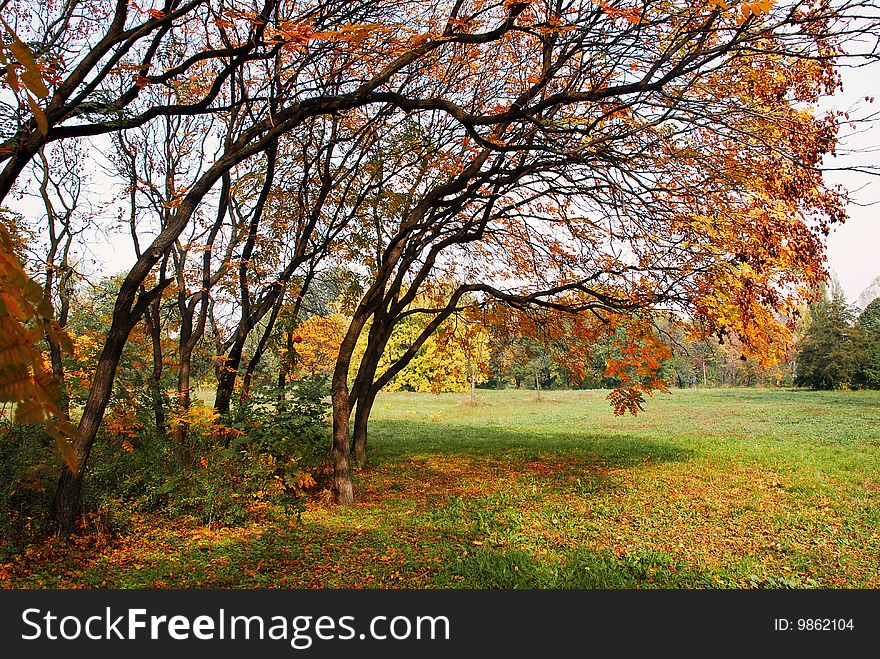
[824,60,880,306]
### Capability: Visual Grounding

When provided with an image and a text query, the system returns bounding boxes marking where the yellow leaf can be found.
[57,437,77,471]
[26,94,48,134]
[45,423,78,471]
[0,18,49,98]
[4,63,20,93]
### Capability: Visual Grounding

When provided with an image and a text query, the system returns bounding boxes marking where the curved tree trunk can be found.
[52,318,134,536]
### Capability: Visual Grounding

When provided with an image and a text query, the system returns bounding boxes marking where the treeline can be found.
[794,288,880,390]
[282,283,880,393]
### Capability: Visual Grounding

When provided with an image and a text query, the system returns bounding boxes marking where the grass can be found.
[3,388,879,589]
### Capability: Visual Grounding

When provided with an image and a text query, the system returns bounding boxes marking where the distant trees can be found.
[858,276,880,310]
[794,284,872,390]
[857,299,880,389]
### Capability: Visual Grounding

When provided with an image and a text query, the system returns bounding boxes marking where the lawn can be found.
[3,388,879,589]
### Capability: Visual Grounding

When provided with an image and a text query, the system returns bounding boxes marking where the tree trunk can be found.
[353,391,375,468]
[53,319,133,536]
[470,369,476,403]
[276,330,293,402]
[214,336,246,416]
[42,246,72,420]
[241,300,285,404]
[331,386,354,505]
[702,360,707,387]
[330,317,367,505]
[533,367,541,401]
[45,332,69,420]
[173,353,192,452]
[144,302,166,435]
[277,345,287,398]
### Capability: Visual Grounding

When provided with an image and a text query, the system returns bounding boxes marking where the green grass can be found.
[3,388,879,589]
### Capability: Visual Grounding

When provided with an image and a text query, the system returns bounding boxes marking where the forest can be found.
[0,0,878,587]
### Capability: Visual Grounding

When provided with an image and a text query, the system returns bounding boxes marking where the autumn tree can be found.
[27,0,569,534]
[105,83,268,448]
[211,110,392,415]
[442,307,493,401]
[0,13,78,463]
[319,0,877,501]
[29,141,92,419]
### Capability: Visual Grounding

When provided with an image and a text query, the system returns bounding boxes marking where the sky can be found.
[823,60,880,306]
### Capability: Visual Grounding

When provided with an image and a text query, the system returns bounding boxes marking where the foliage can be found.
[293,312,349,379]
[228,377,331,510]
[379,314,472,393]
[858,299,880,389]
[0,223,76,465]
[3,0,877,523]
[2,377,333,545]
[0,421,59,552]
[0,15,49,135]
[484,307,671,411]
[0,17,76,472]
[795,285,867,389]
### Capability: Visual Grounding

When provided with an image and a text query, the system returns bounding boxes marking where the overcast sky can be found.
[823,59,880,306]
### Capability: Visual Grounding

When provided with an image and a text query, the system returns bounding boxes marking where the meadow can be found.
[4,388,879,589]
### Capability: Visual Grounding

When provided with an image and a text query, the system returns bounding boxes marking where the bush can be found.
[0,420,61,553]
[2,376,331,548]
[229,377,330,495]
[85,378,331,531]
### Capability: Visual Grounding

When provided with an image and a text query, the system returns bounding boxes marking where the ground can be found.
[3,388,879,588]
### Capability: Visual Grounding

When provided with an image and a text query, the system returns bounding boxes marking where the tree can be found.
[858,298,880,388]
[30,141,90,419]
[0,18,77,465]
[795,284,866,389]
[442,308,492,402]
[107,99,243,447]
[321,0,877,502]
[38,0,565,532]
[0,221,76,466]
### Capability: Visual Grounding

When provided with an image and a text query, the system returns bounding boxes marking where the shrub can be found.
[0,420,60,553]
